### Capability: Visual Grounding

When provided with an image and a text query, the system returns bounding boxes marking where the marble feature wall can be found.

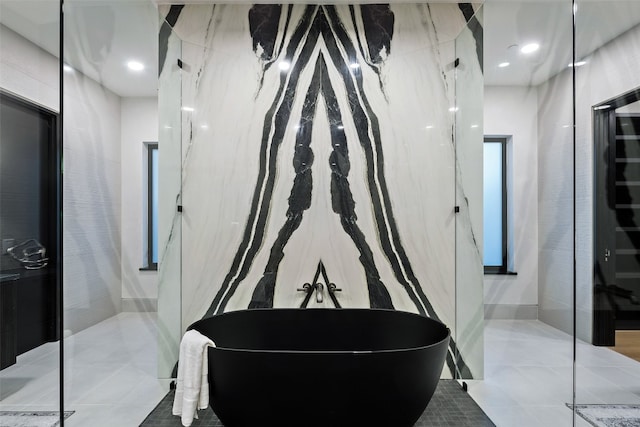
[158,3,483,378]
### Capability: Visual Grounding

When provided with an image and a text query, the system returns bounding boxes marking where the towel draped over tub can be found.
[172,329,216,427]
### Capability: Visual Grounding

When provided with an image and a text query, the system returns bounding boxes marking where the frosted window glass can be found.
[151,147,159,264]
[484,142,503,266]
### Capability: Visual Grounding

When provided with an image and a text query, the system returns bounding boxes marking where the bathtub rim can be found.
[188,307,451,355]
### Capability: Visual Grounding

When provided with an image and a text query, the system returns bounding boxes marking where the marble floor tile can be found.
[0,313,167,426]
[471,319,640,427]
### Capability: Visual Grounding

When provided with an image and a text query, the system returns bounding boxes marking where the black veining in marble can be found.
[203,4,474,378]
[360,5,394,64]
[458,3,483,73]
[159,5,184,77]
[249,5,282,61]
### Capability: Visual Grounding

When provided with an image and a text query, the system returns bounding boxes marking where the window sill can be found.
[484,270,517,276]
[139,266,158,272]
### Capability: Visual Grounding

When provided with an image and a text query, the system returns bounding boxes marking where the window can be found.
[146,143,158,270]
[483,137,507,274]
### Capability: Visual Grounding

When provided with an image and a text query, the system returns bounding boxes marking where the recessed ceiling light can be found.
[498,62,510,68]
[181,106,195,112]
[279,61,291,71]
[200,124,209,130]
[426,125,434,129]
[520,43,540,54]
[471,124,479,128]
[127,60,145,71]
[568,61,587,67]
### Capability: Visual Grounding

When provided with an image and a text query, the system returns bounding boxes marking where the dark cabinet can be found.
[1,276,18,369]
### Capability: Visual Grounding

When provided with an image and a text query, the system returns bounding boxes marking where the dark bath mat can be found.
[139,380,495,426]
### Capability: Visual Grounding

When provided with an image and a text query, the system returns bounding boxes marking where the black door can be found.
[0,92,60,363]
[594,88,640,345]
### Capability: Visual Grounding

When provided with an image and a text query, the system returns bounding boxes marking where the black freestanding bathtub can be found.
[188,308,450,427]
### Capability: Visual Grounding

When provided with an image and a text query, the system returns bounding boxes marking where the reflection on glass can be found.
[0,1,61,420]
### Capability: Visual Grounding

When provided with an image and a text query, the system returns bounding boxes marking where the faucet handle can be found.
[315,283,324,303]
[328,283,342,292]
[297,283,312,292]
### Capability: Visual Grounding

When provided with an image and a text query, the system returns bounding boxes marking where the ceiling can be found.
[1,0,640,96]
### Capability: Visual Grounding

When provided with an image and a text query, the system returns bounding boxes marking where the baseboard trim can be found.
[484,304,538,320]
[122,298,157,312]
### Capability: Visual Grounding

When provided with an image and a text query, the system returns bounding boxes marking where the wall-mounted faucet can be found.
[298,283,314,308]
[327,283,342,308]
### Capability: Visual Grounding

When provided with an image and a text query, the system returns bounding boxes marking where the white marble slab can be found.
[158,3,484,379]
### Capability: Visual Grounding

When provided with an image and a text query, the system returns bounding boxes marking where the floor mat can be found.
[0,411,73,427]
[573,405,640,427]
[140,380,495,426]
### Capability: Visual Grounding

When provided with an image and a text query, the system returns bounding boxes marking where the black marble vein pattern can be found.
[458,3,483,73]
[167,4,475,378]
[159,5,184,76]
[160,3,484,379]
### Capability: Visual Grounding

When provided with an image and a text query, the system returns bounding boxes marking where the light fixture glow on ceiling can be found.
[426,125,434,129]
[63,64,74,73]
[127,60,145,71]
[181,106,195,112]
[498,62,510,68]
[471,124,479,128]
[520,43,540,54]
[568,61,587,67]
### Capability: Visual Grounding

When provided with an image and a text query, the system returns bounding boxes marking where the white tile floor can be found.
[0,312,169,427]
[468,319,640,427]
[2,314,640,426]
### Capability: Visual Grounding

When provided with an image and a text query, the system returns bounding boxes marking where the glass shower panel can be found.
[454,4,484,381]
[63,1,167,425]
[575,1,640,424]
[157,5,183,379]
[0,0,62,422]
[466,1,576,425]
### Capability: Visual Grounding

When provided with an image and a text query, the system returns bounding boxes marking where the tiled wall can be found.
[158,3,484,379]
[62,64,122,333]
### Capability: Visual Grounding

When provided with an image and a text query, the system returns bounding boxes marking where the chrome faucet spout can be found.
[315,283,324,303]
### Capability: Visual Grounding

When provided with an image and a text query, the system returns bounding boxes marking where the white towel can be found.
[172,329,216,427]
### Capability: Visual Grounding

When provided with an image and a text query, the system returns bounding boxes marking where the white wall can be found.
[484,86,539,319]
[121,97,158,309]
[63,63,122,333]
[0,25,58,111]
[0,24,123,334]
[538,24,640,341]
